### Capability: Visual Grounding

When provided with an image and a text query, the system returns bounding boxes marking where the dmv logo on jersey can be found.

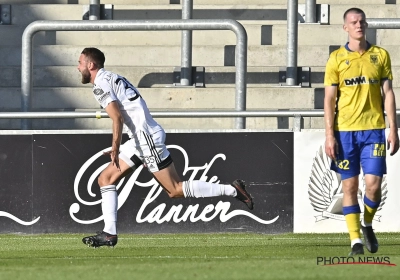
[344,76,379,86]
[344,76,367,85]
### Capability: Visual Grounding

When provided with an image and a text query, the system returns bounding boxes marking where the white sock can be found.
[100,185,117,235]
[182,181,237,198]
[361,220,372,227]
[351,238,363,247]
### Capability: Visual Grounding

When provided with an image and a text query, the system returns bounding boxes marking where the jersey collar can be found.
[344,41,371,52]
[93,68,106,85]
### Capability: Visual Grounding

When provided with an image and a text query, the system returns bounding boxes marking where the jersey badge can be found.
[370,55,378,64]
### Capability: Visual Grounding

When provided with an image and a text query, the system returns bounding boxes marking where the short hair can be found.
[343,8,366,22]
[81,47,105,69]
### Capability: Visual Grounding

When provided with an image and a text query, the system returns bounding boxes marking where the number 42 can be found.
[335,159,350,170]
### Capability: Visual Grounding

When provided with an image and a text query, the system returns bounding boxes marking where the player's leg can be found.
[82,143,139,248]
[359,129,386,253]
[361,174,381,253]
[142,130,254,209]
[342,176,364,255]
[331,131,363,255]
[97,158,133,234]
[151,163,254,210]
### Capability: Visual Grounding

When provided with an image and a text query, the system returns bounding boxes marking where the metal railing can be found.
[21,19,248,130]
[2,110,400,132]
[0,110,322,132]
[367,18,400,28]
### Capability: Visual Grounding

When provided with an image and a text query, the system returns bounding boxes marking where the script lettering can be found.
[70,144,279,225]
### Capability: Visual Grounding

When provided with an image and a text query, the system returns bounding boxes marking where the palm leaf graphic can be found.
[308,146,339,212]
[377,175,388,211]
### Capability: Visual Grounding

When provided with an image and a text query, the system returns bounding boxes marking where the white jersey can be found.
[92,68,163,138]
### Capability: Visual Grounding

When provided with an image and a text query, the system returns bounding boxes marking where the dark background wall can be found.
[0,132,293,234]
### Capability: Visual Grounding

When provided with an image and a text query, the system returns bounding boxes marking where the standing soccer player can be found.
[324,8,399,256]
[77,47,254,248]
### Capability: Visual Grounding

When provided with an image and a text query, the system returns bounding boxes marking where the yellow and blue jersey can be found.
[324,42,392,131]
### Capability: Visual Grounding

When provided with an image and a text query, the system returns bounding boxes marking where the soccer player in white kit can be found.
[77,48,254,248]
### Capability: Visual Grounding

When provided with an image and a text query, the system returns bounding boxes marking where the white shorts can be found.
[119,130,172,173]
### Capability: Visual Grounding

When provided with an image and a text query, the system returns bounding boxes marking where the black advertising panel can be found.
[0,135,34,233]
[1,132,293,234]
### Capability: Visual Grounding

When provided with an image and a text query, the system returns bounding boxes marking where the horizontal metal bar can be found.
[3,110,400,119]
[367,18,400,29]
[0,110,319,119]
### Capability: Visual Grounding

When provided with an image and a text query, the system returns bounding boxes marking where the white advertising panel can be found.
[294,129,400,233]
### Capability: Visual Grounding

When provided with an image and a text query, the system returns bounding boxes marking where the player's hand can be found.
[103,149,121,171]
[387,130,399,156]
[325,134,338,160]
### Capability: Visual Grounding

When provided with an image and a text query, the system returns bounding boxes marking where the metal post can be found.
[21,27,33,129]
[286,0,298,86]
[89,0,100,21]
[235,24,247,129]
[293,115,302,132]
[21,20,248,129]
[305,0,317,23]
[181,0,193,86]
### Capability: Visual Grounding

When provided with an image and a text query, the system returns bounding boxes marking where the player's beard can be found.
[80,68,91,84]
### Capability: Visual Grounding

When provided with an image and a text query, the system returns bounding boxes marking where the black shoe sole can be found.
[82,233,118,248]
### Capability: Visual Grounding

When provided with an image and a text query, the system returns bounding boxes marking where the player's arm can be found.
[105,101,124,170]
[382,79,399,156]
[324,85,338,160]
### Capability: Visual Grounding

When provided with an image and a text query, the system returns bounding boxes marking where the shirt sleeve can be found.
[381,49,393,81]
[324,52,339,86]
[92,80,117,108]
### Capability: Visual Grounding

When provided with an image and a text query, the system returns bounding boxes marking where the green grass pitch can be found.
[1,232,400,280]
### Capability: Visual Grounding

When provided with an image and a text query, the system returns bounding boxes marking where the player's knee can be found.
[98,173,113,187]
[343,187,359,197]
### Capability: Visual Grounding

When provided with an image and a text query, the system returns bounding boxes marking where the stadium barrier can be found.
[0,130,293,234]
[2,128,400,234]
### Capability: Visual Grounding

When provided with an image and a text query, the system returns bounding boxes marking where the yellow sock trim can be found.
[345,213,361,241]
[364,204,377,224]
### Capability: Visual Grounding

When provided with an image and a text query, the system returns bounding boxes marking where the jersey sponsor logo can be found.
[308,146,387,222]
[344,76,367,85]
[93,88,104,96]
[344,76,379,86]
[371,143,386,157]
[97,92,110,103]
[93,87,110,103]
